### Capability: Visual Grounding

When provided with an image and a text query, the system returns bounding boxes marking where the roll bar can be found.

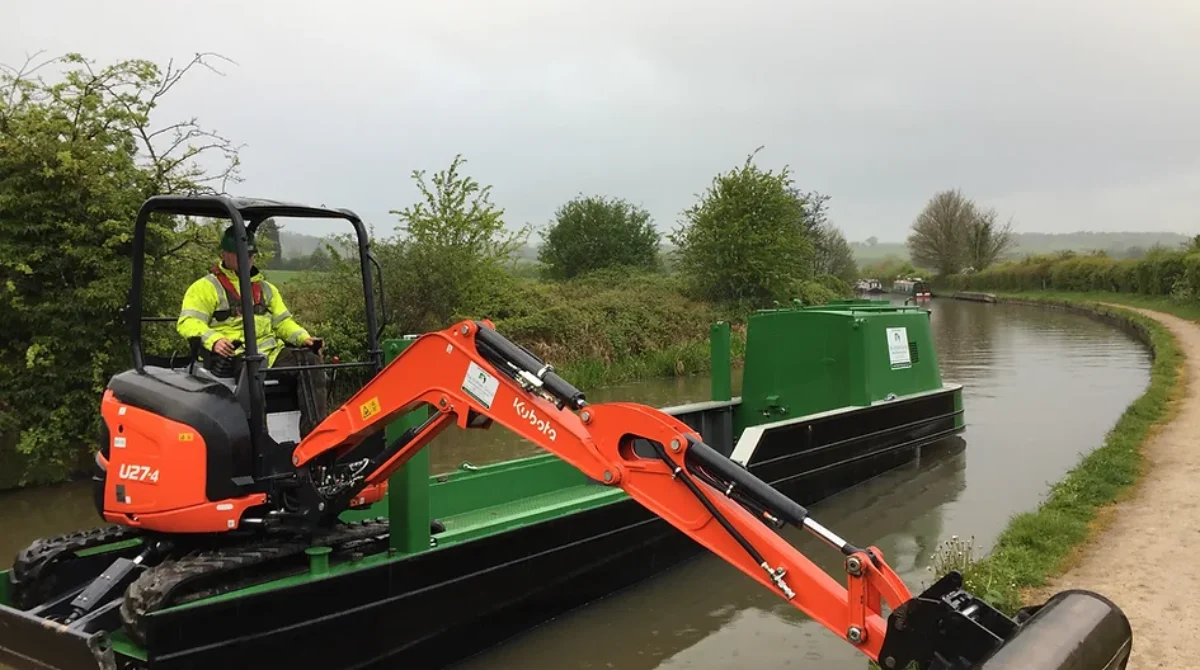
[128,195,384,430]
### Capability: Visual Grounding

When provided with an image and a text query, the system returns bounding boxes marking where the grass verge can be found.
[556,328,747,390]
[939,290,1185,614]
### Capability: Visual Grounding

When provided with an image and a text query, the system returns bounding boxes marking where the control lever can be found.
[209,339,244,377]
[296,337,324,435]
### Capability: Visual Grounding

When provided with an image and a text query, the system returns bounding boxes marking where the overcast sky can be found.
[4,0,1198,242]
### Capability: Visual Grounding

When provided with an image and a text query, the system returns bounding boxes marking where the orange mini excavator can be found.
[6,196,1133,670]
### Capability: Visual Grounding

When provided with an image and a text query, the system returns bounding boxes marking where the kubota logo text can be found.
[513,398,557,441]
[118,463,159,483]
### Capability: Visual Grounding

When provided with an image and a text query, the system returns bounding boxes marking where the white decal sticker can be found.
[886,327,911,369]
[513,398,557,442]
[113,436,126,448]
[118,407,127,416]
[118,463,159,483]
[461,361,499,409]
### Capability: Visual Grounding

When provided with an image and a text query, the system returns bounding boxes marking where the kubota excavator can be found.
[3,196,1133,670]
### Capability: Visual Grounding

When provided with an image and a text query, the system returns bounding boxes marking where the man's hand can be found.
[213,338,236,357]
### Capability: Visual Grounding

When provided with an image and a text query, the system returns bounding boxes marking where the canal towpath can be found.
[1027,305,1200,669]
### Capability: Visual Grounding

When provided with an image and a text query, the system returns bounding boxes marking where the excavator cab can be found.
[94,195,389,527]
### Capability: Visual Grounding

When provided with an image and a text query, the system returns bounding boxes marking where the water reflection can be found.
[455,438,967,670]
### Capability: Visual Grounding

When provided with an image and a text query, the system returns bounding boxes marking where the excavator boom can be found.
[285,320,1132,670]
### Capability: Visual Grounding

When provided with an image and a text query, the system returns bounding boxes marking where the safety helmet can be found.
[220,225,258,254]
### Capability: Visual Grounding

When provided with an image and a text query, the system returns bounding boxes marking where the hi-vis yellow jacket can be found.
[176,263,310,366]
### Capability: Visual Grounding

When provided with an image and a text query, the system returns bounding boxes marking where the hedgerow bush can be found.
[938,241,1200,302]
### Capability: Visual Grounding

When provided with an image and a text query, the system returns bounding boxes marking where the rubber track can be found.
[120,518,390,648]
[7,524,144,609]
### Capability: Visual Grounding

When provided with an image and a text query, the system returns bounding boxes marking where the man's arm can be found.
[177,279,223,351]
[265,281,313,347]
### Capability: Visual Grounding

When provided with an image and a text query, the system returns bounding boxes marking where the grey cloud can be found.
[4,0,1198,242]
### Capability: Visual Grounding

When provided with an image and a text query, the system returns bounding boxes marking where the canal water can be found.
[450,296,1153,669]
[0,297,1152,670]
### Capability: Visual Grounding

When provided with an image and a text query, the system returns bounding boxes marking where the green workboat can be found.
[0,197,964,670]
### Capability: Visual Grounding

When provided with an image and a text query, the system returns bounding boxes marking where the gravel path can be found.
[1027,305,1199,669]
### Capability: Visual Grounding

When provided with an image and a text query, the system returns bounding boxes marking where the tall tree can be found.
[790,188,831,237]
[810,222,859,284]
[907,189,975,275]
[387,154,530,330]
[963,207,1015,271]
[538,194,659,280]
[670,148,814,305]
[257,217,283,268]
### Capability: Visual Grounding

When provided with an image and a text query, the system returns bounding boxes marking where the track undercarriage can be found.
[6,518,392,650]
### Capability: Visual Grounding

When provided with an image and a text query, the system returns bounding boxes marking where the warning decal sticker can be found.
[462,361,499,409]
[887,327,912,369]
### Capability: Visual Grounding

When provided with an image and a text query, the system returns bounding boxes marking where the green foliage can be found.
[859,257,928,281]
[537,194,660,280]
[257,218,283,269]
[929,294,1180,615]
[669,149,815,305]
[0,51,241,486]
[385,154,531,332]
[809,222,858,284]
[282,261,740,397]
[284,161,734,382]
[936,242,1200,305]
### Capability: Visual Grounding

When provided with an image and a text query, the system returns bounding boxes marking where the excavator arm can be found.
[285,320,1133,670]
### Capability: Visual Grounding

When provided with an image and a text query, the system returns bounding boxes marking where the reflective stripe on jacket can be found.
[176,262,310,366]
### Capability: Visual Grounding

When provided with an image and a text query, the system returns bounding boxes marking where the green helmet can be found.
[220,226,258,253]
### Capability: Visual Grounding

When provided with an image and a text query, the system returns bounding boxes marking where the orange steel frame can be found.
[291,320,915,661]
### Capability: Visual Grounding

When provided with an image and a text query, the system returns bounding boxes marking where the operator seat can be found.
[187,337,304,446]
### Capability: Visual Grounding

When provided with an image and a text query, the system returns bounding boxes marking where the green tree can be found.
[258,217,283,268]
[906,189,972,275]
[810,222,859,284]
[0,51,241,486]
[963,207,1015,271]
[669,149,815,305]
[386,154,531,330]
[791,188,831,237]
[537,194,659,279]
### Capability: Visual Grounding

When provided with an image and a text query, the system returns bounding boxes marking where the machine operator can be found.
[176,226,328,436]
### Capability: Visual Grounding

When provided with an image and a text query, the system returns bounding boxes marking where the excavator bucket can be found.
[878,571,1133,670]
[974,591,1132,669]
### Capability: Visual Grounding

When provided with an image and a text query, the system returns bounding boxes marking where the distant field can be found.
[850,231,1192,268]
[851,243,909,265]
[264,270,308,285]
